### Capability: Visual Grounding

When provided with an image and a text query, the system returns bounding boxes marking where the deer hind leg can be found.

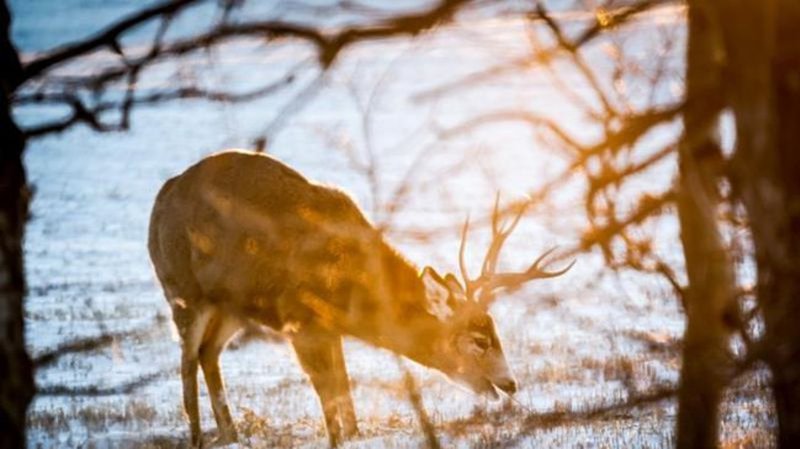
[292,330,357,447]
[199,312,242,446]
[175,305,214,449]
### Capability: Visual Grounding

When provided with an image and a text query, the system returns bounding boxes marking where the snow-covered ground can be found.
[10,1,773,447]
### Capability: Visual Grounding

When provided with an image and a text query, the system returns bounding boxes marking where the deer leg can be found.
[330,339,358,438]
[293,330,354,447]
[176,307,213,449]
[199,313,241,446]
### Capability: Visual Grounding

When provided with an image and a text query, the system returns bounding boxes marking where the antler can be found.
[458,193,575,305]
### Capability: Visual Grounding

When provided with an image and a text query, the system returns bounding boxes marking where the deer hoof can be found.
[204,431,238,448]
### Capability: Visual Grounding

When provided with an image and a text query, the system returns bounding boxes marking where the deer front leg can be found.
[330,338,358,438]
[292,329,356,447]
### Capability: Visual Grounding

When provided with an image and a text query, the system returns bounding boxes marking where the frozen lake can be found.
[9,1,772,447]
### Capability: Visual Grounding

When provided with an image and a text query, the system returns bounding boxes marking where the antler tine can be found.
[489,193,525,236]
[458,215,473,295]
[481,195,526,279]
[460,195,573,306]
[524,246,576,279]
[527,246,559,272]
[482,247,575,299]
[490,192,502,235]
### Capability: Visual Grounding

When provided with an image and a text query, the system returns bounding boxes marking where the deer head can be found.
[419,195,574,398]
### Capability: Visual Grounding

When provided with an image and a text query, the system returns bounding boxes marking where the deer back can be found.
[148,151,397,332]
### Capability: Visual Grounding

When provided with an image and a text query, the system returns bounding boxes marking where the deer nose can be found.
[495,378,517,395]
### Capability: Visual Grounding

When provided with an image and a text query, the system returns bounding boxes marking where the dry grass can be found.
[25,295,775,448]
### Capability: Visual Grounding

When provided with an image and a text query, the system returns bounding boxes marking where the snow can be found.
[10,1,772,447]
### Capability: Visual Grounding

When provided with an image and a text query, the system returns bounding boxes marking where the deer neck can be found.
[341,240,454,373]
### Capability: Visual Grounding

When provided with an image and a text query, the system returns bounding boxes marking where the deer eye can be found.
[471,333,491,351]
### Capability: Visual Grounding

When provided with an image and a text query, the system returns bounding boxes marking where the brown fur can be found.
[149,151,491,448]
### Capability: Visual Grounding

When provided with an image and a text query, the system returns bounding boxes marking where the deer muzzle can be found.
[493,377,518,395]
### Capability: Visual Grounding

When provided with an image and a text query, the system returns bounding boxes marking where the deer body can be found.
[149,151,535,448]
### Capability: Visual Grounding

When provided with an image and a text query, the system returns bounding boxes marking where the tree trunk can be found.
[0,1,34,447]
[721,0,800,445]
[675,2,734,448]
[765,4,800,444]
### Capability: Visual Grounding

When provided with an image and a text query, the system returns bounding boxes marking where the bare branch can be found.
[38,371,165,397]
[439,110,585,155]
[33,327,150,369]
[571,0,664,49]
[20,0,474,87]
[255,70,327,150]
[20,0,203,85]
[21,66,302,138]
[414,0,664,102]
[581,189,676,253]
[533,2,617,119]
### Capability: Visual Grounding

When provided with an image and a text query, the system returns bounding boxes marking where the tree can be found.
[4,0,799,447]
[674,4,733,447]
[411,0,797,447]
[0,2,33,447]
[708,0,800,445]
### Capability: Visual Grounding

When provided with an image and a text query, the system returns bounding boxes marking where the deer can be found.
[147,150,573,448]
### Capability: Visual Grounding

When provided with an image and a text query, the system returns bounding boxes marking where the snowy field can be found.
[10,1,773,447]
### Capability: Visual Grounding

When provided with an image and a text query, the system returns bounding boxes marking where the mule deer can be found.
[148,150,572,448]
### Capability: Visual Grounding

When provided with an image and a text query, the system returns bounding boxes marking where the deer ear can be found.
[443,273,467,302]
[420,267,454,321]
